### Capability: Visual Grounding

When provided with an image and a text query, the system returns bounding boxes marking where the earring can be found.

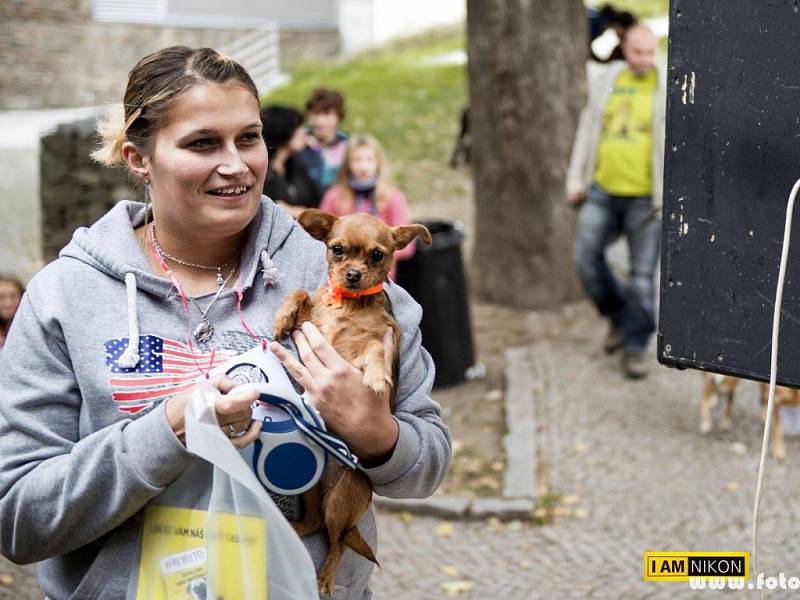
[144,175,150,186]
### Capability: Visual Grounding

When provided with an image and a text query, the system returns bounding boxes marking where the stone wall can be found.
[40,117,139,262]
[1,4,340,109]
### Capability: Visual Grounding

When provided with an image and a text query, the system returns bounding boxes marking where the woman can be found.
[0,47,450,599]
[261,104,321,217]
[320,134,416,281]
[0,274,24,351]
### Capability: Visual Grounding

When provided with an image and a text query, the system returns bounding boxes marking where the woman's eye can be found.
[188,138,214,149]
[371,249,384,262]
[331,244,344,256]
[240,132,261,144]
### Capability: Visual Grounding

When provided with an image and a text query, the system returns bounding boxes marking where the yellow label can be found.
[136,506,268,599]
[643,551,749,582]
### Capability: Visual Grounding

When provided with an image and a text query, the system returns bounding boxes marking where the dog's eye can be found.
[331,244,344,256]
[371,249,385,262]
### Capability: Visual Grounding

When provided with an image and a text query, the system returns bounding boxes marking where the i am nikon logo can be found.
[643,552,749,582]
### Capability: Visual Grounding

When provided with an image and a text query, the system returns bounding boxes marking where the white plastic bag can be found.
[127,380,319,600]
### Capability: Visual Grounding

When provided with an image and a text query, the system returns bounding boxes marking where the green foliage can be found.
[262,30,468,168]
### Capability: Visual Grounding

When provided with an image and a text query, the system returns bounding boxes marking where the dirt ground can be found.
[405,164,583,497]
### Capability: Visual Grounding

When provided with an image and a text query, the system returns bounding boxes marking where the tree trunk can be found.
[466,0,586,308]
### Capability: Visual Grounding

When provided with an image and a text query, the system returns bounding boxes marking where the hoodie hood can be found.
[59,197,299,297]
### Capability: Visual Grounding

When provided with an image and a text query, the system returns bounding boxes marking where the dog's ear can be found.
[392,224,432,250]
[298,209,338,242]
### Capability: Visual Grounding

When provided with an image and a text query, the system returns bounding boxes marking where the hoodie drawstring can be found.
[261,250,279,286]
[117,273,141,369]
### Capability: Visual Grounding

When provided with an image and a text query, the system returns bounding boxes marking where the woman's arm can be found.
[0,294,195,564]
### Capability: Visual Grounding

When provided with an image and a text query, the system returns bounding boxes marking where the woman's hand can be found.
[269,323,400,466]
[164,376,263,449]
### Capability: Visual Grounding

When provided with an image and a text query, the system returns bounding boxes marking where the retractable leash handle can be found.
[234,381,360,471]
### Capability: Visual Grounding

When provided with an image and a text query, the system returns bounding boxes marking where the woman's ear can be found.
[121,141,149,181]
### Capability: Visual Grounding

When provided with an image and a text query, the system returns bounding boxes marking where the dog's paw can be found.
[700,420,712,434]
[362,368,391,396]
[272,311,296,340]
[317,574,336,598]
[773,444,786,461]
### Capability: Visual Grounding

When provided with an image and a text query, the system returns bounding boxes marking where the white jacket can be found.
[567,60,667,208]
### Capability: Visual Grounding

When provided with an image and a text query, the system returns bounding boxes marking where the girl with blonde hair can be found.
[320,134,417,280]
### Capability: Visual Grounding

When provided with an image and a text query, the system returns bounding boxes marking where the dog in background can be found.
[273,209,431,595]
[700,373,739,434]
[759,383,800,460]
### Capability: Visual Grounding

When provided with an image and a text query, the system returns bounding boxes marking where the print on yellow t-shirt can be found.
[593,68,658,197]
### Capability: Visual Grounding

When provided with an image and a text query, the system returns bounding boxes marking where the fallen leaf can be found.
[533,507,548,519]
[436,522,455,537]
[490,460,504,472]
[440,565,461,577]
[574,508,590,519]
[573,441,587,454]
[484,517,504,531]
[561,495,579,505]
[0,574,14,586]
[730,442,747,456]
[724,481,740,492]
[507,519,524,531]
[399,511,415,523]
[519,560,533,570]
[552,506,573,517]
[441,580,475,596]
[486,389,503,402]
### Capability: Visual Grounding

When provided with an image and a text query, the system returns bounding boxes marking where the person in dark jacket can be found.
[261,105,321,217]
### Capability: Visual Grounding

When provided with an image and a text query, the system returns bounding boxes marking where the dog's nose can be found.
[346,270,362,284]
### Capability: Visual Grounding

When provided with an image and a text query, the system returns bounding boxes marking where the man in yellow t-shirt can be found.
[566,25,664,380]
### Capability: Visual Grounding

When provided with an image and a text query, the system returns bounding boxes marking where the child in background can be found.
[297,88,349,193]
[320,134,416,281]
[0,274,24,352]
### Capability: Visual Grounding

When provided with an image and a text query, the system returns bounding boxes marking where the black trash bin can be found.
[396,220,475,388]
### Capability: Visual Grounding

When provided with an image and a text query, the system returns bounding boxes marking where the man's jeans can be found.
[573,184,660,352]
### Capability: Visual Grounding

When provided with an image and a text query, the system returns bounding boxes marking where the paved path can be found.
[370,304,800,599]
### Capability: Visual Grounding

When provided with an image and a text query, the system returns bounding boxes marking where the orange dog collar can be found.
[326,279,384,307]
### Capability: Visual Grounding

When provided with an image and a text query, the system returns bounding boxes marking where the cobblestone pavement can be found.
[370,303,800,599]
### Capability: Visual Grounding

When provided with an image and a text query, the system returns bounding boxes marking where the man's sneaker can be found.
[622,350,648,380]
[603,326,624,354]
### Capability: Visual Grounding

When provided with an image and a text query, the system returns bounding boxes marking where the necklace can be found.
[187,267,236,343]
[151,223,238,286]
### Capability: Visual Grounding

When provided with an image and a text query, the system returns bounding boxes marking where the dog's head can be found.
[298,209,432,291]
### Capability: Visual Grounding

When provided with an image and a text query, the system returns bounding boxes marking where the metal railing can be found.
[220,20,285,96]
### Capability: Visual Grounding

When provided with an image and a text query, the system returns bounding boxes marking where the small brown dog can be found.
[700,373,740,434]
[272,209,431,595]
[758,383,800,460]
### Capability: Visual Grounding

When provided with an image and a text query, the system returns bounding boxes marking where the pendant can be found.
[216,269,224,286]
[193,317,214,343]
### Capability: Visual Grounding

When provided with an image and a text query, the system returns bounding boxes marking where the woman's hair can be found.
[0,274,25,330]
[333,134,394,214]
[92,46,259,168]
[260,105,304,154]
[304,88,346,121]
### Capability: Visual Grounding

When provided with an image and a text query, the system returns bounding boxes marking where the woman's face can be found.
[0,281,22,322]
[287,126,307,154]
[348,146,379,181]
[145,82,267,240]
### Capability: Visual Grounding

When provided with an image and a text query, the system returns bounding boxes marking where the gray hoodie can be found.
[0,199,451,599]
